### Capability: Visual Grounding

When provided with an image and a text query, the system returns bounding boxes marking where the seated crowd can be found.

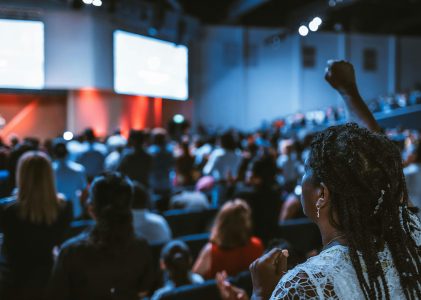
[0,60,420,300]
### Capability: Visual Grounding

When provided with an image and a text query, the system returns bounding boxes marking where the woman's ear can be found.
[316,182,331,208]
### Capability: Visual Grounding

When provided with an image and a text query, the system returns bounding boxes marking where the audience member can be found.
[76,128,106,180]
[0,149,9,198]
[0,151,72,300]
[276,139,302,192]
[169,190,210,210]
[235,157,282,245]
[174,141,196,186]
[227,61,421,300]
[193,136,215,169]
[151,240,204,300]
[132,182,172,244]
[203,132,242,181]
[192,199,264,279]
[52,139,87,219]
[48,173,154,300]
[118,130,151,187]
[104,130,127,172]
[148,128,175,193]
[6,139,38,193]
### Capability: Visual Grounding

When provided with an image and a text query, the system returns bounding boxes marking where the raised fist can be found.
[324,60,357,92]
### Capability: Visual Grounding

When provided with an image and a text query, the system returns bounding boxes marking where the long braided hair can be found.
[308,123,421,299]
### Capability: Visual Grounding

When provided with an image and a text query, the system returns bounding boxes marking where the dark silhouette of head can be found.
[52,139,68,160]
[89,173,134,254]
[84,128,96,143]
[128,130,145,151]
[220,132,237,151]
[161,240,193,287]
[132,181,151,210]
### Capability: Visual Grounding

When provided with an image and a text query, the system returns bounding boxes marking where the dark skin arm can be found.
[325,60,413,207]
[324,60,381,133]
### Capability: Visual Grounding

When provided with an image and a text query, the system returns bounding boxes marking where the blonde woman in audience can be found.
[0,151,71,300]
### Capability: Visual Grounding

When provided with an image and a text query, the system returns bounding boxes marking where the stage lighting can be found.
[294,185,302,196]
[92,0,102,7]
[298,25,309,36]
[173,114,185,124]
[0,115,5,128]
[82,0,93,4]
[313,17,322,26]
[63,131,74,141]
[309,21,318,32]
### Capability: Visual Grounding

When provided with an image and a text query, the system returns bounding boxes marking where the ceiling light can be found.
[298,25,309,37]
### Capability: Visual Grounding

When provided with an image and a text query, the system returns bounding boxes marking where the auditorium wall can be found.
[193,27,412,131]
[399,37,421,91]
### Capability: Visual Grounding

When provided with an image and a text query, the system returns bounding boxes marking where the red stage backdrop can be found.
[0,90,193,141]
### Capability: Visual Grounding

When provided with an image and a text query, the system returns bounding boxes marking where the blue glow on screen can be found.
[113,30,188,101]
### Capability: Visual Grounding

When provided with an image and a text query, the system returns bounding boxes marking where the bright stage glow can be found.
[294,185,302,196]
[0,19,44,89]
[114,30,189,100]
[298,25,309,37]
[173,114,185,124]
[92,0,102,7]
[313,17,322,26]
[82,0,93,4]
[309,21,319,32]
[63,131,74,141]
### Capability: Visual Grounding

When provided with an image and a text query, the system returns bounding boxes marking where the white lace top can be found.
[271,211,421,300]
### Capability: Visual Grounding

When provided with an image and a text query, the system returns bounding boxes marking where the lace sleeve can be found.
[270,269,338,300]
[270,271,317,299]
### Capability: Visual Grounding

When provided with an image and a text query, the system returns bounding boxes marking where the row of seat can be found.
[147,270,253,300]
[66,209,321,266]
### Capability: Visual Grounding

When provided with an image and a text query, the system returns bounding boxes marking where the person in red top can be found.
[193,199,264,279]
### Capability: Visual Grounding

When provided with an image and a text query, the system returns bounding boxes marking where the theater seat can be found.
[64,219,95,240]
[156,271,252,300]
[162,207,218,237]
[276,218,322,255]
[158,279,221,300]
[178,233,210,261]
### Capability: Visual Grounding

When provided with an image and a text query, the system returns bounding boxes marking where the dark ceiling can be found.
[175,0,421,35]
[4,0,421,36]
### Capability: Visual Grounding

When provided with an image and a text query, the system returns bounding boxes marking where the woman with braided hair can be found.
[217,61,421,300]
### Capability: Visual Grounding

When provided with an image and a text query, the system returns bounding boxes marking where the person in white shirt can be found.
[170,190,210,210]
[203,132,242,181]
[104,131,127,172]
[52,140,87,219]
[131,182,172,244]
[276,139,302,192]
[76,128,106,180]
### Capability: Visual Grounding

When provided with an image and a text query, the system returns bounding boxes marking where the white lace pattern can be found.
[271,211,421,300]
